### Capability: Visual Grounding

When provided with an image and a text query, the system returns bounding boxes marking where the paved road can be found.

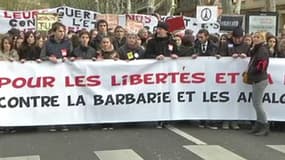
[0,122,285,160]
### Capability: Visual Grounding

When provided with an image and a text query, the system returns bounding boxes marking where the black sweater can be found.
[118,44,145,60]
[18,44,41,60]
[144,34,178,58]
[72,45,97,59]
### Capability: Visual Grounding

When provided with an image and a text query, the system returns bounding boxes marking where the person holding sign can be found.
[0,36,19,61]
[218,34,241,130]
[0,36,19,133]
[70,30,97,61]
[18,31,41,63]
[138,28,150,49]
[193,29,218,59]
[144,21,178,128]
[96,36,119,60]
[266,35,282,58]
[113,25,127,50]
[228,27,250,58]
[193,29,219,129]
[40,22,73,63]
[144,21,178,60]
[118,33,145,61]
[90,19,113,51]
[247,32,270,136]
[177,35,195,57]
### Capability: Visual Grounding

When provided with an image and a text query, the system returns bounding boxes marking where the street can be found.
[0,122,285,160]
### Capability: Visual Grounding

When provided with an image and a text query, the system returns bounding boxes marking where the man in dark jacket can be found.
[40,22,73,63]
[193,29,219,129]
[71,30,97,60]
[228,27,250,58]
[144,21,178,128]
[40,22,72,132]
[144,21,179,60]
[90,19,113,51]
[193,29,218,58]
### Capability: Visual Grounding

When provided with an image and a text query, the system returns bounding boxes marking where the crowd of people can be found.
[1,19,285,63]
[0,17,284,135]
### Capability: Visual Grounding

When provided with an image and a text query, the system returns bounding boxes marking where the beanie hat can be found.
[157,21,169,31]
[232,27,244,37]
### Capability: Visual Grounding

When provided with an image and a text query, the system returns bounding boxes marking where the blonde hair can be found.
[254,31,266,42]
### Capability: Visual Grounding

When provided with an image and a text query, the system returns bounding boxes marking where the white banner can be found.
[0,8,53,32]
[56,6,99,32]
[0,7,155,33]
[0,6,220,34]
[0,6,100,33]
[123,14,158,33]
[0,58,285,126]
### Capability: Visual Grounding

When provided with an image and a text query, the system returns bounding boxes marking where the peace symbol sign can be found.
[201,8,212,21]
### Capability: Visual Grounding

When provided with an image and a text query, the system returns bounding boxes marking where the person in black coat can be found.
[178,35,195,57]
[228,27,250,58]
[193,29,219,129]
[144,21,179,60]
[113,25,127,50]
[90,19,114,51]
[266,35,283,58]
[247,31,270,136]
[278,39,285,58]
[40,22,73,63]
[218,33,241,130]
[193,29,218,58]
[18,31,41,63]
[70,30,97,61]
[118,33,145,60]
[217,34,229,56]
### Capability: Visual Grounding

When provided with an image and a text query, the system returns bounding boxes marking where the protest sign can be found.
[36,13,58,32]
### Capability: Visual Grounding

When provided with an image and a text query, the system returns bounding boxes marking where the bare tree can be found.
[105,0,109,13]
[147,0,155,14]
[233,0,241,14]
[265,0,276,12]
[165,0,177,16]
[94,0,99,11]
[92,0,130,13]
[126,0,131,13]
[196,0,203,5]
[221,0,233,14]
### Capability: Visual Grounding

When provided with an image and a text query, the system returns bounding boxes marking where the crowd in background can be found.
[1,19,285,63]
[0,16,285,134]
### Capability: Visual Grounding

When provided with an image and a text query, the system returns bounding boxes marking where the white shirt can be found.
[201,41,208,53]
